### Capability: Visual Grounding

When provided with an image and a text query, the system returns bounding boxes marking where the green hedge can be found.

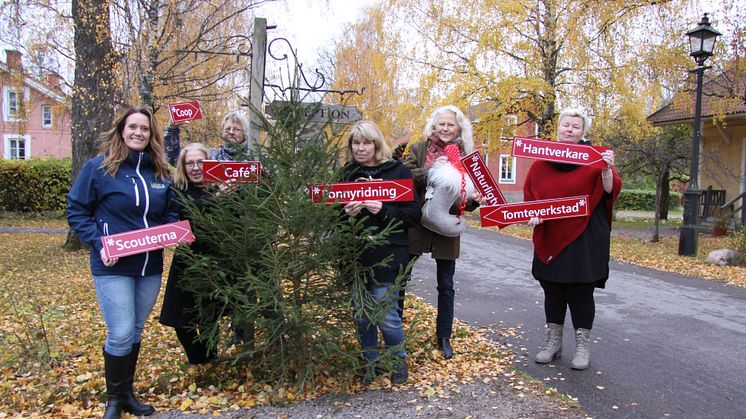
[616,189,682,211]
[0,158,71,212]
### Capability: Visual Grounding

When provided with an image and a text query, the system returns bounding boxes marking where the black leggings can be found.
[175,327,215,365]
[539,280,596,330]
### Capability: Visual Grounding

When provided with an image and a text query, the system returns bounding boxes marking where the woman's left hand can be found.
[363,200,383,215]
[472,192,487,206]
[601,150,615,168]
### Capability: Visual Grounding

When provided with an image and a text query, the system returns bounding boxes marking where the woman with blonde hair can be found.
[67,105,183,418]
[342,120,421,385]
[159,143,220,366]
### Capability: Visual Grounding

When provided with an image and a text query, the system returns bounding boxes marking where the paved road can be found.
[409,227,746,418]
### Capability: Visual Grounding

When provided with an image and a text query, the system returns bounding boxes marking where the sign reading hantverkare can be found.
[168,100,203,123]
[512,137,608,167]
[460,151,507,206]
[102,220,195,258]
[202,160,261,184]
[479,195,589,228]
[310,179,415,204]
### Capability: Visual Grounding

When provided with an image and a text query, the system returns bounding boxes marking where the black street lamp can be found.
[678,13,721,256]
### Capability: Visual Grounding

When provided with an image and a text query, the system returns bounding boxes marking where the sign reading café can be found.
[201,160,262,184]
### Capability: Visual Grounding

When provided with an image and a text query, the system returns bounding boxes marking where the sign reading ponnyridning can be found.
[266,101,362,124]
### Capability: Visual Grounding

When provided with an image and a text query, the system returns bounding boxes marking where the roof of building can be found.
[0,53,67,103]
[647,70,746,125]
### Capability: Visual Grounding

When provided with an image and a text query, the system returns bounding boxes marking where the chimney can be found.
[5,50,22,72]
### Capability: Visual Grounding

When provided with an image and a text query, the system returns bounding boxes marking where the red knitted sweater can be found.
[524,161,622,264]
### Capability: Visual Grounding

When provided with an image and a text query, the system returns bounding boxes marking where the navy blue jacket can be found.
[67,151,179,276]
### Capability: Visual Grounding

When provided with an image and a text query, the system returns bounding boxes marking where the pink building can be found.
[0,49,71,160]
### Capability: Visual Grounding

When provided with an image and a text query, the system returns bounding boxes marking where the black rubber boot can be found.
[437,337,453,359]
[121,342,155,416]
[102,349,128,419]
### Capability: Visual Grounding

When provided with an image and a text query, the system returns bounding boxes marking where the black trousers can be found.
[539,280,596,330]
[175,327,215,365]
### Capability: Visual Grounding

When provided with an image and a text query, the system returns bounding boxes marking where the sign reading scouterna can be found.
[168,100,203,123]
[102,220,195,258]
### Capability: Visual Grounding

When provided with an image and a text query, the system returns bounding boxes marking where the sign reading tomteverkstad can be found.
[511,137,608,167]
[167,100,203,124]
[102,220,195,259]
[310,179,415,204]
[479,195,589,228]
[201,160,261,184]
[460,151,507,206]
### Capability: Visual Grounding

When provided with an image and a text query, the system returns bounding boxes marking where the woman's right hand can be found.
[527,217,543,226]
[100,248,119,267]
[344,201,364,217]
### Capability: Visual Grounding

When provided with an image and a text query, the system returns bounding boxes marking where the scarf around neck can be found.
[425,134,464,169]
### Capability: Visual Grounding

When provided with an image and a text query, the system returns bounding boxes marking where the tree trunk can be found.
[659,168,670,220]
[64,0,116,251]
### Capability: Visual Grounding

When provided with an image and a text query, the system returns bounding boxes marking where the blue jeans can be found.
[355,283,406,362]
[93,274,161,356]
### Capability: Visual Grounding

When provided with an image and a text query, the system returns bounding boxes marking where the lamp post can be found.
[678,13,721,256]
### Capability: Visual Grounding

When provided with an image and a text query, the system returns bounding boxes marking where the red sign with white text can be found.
[512,137,608,167]
[168,100,203,123]
[102,220,195,258]
[310,179,415,204]
[461,151,507,206]
[202,160,261,184]
[480,195,589,228]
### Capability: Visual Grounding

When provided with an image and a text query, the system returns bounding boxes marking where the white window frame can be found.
[42,104,53,128]
[3,87,30,122]
[4,134,31,160]
[498,154,516,184]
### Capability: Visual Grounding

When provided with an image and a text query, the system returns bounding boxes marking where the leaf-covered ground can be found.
[0,232,516,417]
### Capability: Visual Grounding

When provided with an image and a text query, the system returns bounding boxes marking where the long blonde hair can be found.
[99,105,169,179]
[173,143,209,190]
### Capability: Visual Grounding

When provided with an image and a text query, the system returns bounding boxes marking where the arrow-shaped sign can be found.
[480,195,589,228]
[168,100,203,123]
[512,137,608,167]
[202,160,261,184]
[102,220,195,258]
[310,179,415,204]
[460,150,507,206]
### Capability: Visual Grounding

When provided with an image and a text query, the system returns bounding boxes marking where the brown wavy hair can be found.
[99,105,169,179]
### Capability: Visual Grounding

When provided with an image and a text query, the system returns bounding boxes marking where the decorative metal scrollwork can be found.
[175,35,253,62]
[265,37,364,99]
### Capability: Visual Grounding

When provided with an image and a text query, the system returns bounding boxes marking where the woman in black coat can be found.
[159,142,217,365]
[342,120,422,385]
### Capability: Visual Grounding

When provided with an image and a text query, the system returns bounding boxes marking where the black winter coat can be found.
[342,159,422,284]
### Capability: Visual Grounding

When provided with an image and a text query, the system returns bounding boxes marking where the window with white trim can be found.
[498,154,516,184]
[3,87,29,122]
[4,135,30,160]
[42,105,53,128]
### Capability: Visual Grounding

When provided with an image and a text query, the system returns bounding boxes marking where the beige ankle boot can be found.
[534,323,563,364]
[571,328,591,370]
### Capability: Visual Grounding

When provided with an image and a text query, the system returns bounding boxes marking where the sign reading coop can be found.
[266,101,362,124]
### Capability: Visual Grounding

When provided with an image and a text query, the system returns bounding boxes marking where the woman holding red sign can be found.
[524,107,621,370]
[159,143,221,366]
[67,106,181,418]
[403,105,482,359]
[342,120,422,385]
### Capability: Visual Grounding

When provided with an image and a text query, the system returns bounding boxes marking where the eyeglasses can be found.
[185,160,203,169]
[223,127,243,133]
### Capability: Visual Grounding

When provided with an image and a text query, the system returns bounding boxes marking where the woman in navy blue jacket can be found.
[67,105,180,419]
[342,120,421,386]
